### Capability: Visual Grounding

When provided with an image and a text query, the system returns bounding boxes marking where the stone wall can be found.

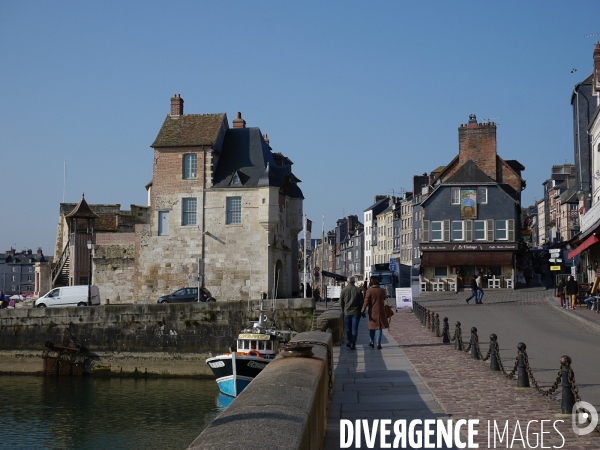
[0,298,314,355]
[94,233,136,303]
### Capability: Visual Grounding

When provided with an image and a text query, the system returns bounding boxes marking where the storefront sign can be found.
[420,243,518,251]
[395,288,413,310]
[550,265,562,271]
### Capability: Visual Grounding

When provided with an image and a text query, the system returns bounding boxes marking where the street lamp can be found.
[87,240,94,306]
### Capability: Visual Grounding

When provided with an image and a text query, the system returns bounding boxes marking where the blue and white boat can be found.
[206,308,290,397]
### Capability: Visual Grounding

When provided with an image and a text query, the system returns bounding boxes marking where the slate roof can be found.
[151,113,227,148]
[444,160,495,184]
[212,127,303,199]
[364,197,389,214]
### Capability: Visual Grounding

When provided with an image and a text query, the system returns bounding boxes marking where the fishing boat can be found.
[206,304,292,397]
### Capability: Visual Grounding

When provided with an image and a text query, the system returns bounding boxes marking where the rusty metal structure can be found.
[42,333,88,376]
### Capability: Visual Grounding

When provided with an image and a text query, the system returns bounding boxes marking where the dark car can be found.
[157,287,216,304]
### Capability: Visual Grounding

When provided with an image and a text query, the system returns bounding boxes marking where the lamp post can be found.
[87,240,94,306]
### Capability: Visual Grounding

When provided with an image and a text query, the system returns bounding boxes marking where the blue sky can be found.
[1,1,599,254]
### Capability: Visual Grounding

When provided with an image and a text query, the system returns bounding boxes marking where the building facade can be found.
[419,115,525,289]
[363,196,390,280]
[0,248,50,295]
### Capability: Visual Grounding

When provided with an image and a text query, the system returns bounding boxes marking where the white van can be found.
[35,286,100,308]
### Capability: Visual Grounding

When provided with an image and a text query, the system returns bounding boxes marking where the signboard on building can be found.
[395,288,413,310]
[420,243,518,251]
[550,266,561,271]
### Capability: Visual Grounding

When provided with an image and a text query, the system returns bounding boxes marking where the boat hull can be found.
[206,354,270,397]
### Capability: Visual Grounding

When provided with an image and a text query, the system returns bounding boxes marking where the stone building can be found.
[399,193,413,267]
[363,196,390,280]
[0,248,50,296]
[112,96,303,302]
[419,114,526,289]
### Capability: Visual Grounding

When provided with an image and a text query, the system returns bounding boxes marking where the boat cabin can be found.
[237,333,279,358]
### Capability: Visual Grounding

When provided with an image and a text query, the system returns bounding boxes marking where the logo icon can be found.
[572,401,598,436]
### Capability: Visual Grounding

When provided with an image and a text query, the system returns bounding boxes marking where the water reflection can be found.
[0,376,223,450]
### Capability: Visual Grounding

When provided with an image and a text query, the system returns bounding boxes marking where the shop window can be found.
[434,266,448,277]
[489,266,502,277]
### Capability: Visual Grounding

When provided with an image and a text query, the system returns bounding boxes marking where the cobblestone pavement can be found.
[388,305,600,449]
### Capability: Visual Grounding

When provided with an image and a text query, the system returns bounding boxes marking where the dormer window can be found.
[230,171,242,186]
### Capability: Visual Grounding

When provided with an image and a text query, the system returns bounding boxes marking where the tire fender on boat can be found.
[246,350,262,358]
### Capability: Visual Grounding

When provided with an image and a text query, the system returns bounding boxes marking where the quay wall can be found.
[0,299,314,377]
[190,307,345,450]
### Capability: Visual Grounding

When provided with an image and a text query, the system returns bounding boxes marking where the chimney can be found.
[170,94,184,117]
[7,248,15,257]
[593,42,600,95]
[262,134,270,145]
[233,112,246,128]
[458,114,497,181]
[37,247,43,255]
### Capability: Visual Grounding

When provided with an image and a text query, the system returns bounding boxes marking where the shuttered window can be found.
[474,220,486,241]
[451,221,464,241]
[423,220,430,242]
[486,219,494,241]
[431,221,443,241]
[495,220,508,240]
[507,219,515,241]
[465,220,473,242]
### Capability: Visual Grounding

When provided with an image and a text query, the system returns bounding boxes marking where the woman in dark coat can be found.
[557,278,565,308]
[361,276,389,349]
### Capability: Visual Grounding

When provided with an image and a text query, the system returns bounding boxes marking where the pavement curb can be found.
[543,296,600,333]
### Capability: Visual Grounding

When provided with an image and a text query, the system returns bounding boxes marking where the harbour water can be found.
[0,375,224,450]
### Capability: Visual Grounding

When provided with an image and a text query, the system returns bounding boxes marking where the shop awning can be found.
[320,270,348,281]
[421,251,514,266]
[567,234,599,259]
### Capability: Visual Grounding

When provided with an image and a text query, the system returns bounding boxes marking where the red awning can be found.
[421,252,513,266]
[567,234,599,259]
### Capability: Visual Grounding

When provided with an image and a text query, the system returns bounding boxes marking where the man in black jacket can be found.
[465,277,478,304]
[565,275,579,309]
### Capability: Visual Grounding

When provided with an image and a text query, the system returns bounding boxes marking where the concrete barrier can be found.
[189,330,333,450]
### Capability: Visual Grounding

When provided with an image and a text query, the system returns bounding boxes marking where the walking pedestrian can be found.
[557,278,566,308]
[476,274,484,304]
[0,290,5,309]
[339,276,364,350]
[565,275,578,309]
[465,277,478,304]
[361,276,389,349]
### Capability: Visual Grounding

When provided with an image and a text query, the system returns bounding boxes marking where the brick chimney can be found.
[37,247,43,255]
[458,114,497,181]
[233,112,246,128]
[170,94,184,117]
[593,42,600,95]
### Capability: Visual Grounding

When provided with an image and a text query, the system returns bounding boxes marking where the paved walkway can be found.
[323,314,451,450]
[323,292,600,449]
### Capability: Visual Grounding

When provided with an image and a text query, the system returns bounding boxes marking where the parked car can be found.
[157,287,216,304]
[35,286,100,308]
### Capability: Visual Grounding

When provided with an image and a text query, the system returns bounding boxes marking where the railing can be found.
[51,239,70,286]
[412,302,599,434]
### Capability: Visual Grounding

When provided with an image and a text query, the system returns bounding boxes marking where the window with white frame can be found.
[451,188,460,205]
[451,221,464,241]
[431,221,443,241]
[183,154,197,179]
[182,198,197,225]
[474,220,486,241]
[495,220,508,240]
[478,188,487,204]
[226,196,242,224]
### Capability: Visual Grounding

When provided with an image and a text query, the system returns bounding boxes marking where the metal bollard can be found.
[434,313,440,336]
[442,317,450,344]
[425,310,431,330]
[517,342,530,387]
[489,334,500,371]
[470,327,479,359]
[560,355,575,414]
[454,321,463,351]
